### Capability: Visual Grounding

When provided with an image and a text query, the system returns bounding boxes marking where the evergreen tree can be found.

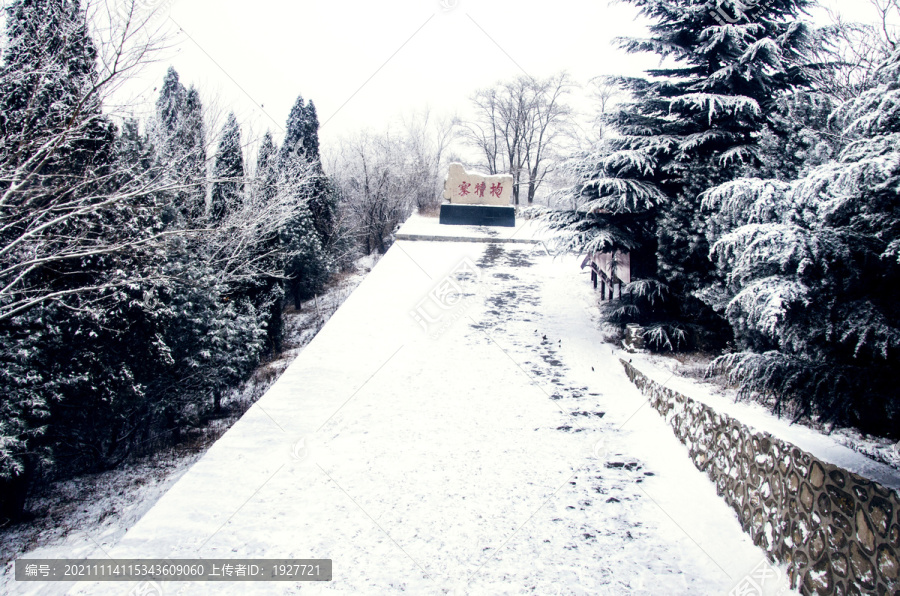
[0,0,114,175]
[152,68,206,223]
[0,314,51,522]
[146,81,268,417]
[280,95,333,306]
[145,246,268,418]
[753,90,843,182]
[280,97,337,243]
[253,131,284,353]
[155,67,183,136]
[115,117,155,174]
[701,48,900,435]
[22,68,268,483]
[256,130,279,203]
[543,0,816,350]
[210,112,244,221]
[0,0,118,520]
[301,101,338,246]
[0,8,312,522]
[180,86,207,219]
[20,116,171,483]
[281,203,328,305]
[281,96,319,162]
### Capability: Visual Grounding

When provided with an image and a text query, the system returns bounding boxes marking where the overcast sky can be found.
[112,0,888,156]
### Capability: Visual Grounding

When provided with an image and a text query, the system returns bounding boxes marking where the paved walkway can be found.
[70,222,785,595]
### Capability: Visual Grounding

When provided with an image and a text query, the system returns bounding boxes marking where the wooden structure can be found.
[581,250,630,300]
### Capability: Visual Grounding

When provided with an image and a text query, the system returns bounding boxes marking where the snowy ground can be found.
[7,221,796,595]
[0,257,378,596]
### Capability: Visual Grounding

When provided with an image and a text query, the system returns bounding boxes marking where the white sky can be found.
[110,0,890,158]
[118,0,657,152]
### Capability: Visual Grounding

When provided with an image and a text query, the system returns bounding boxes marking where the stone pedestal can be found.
[439,204,515,227]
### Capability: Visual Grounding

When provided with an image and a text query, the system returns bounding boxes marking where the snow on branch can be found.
[669,93,761,124]
[710,222,845,286]
[726,275,809,343]
[700,177,794,232]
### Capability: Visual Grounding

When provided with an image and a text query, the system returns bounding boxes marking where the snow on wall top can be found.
[626,352,900,491]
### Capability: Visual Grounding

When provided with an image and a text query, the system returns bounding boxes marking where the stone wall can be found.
[620,359,899,595]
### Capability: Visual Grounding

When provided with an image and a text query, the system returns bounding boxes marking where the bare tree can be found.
[0,0,171,321]
[522,73,578,204]
[398,108,455,212]
[457,72,576,205]
[332,130,414,255]
[0,1,310,321]
[455,88,503,175]
[808,0,900,102]
[585,76,620,145]
[330,110,453,255]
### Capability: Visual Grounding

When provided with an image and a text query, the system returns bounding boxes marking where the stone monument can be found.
[439,163,515,227]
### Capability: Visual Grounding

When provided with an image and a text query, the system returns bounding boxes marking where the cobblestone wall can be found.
[620,360,900,595]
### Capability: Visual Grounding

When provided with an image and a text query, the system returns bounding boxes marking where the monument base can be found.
[439,204,515,227]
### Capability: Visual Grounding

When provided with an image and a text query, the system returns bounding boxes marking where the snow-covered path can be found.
[61,228,786,595]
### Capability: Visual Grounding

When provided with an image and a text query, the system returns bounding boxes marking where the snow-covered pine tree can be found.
[0,7,312,521]
[115,117,155,175]
[543,0,817,350]
[147,81,272,416]
[700,48,900,435]
[282,97,337,245]
[12,110,176,490]
[280,95,317,167]
[144,246,268,418]
[0,316,50,522]
[251,131,285,353]
[28,71,265,468]
[210,112,244,222]
[280,95,332,306]
[155,67,182,135]
[0,0,120,520]
[151,68,207,223]
[0,0,114,177]
[753,90,843,182]
[256,130,279,203]
[180,87,207,212]
[281,201,328,307]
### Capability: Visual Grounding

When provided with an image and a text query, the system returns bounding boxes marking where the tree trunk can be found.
[0,460,33,524]
[292,280,303,310]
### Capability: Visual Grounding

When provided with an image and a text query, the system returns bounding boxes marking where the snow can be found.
[12,217,796,595]
[0,258,377,596]
[278,257,381,364]
[625,352,900,492]
[395,212,553,244]
[0,450,204,596]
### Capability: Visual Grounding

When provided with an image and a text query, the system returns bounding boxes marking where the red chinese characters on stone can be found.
[458,181,471,196]
[474,182,486,198]
[490,182,503,198]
